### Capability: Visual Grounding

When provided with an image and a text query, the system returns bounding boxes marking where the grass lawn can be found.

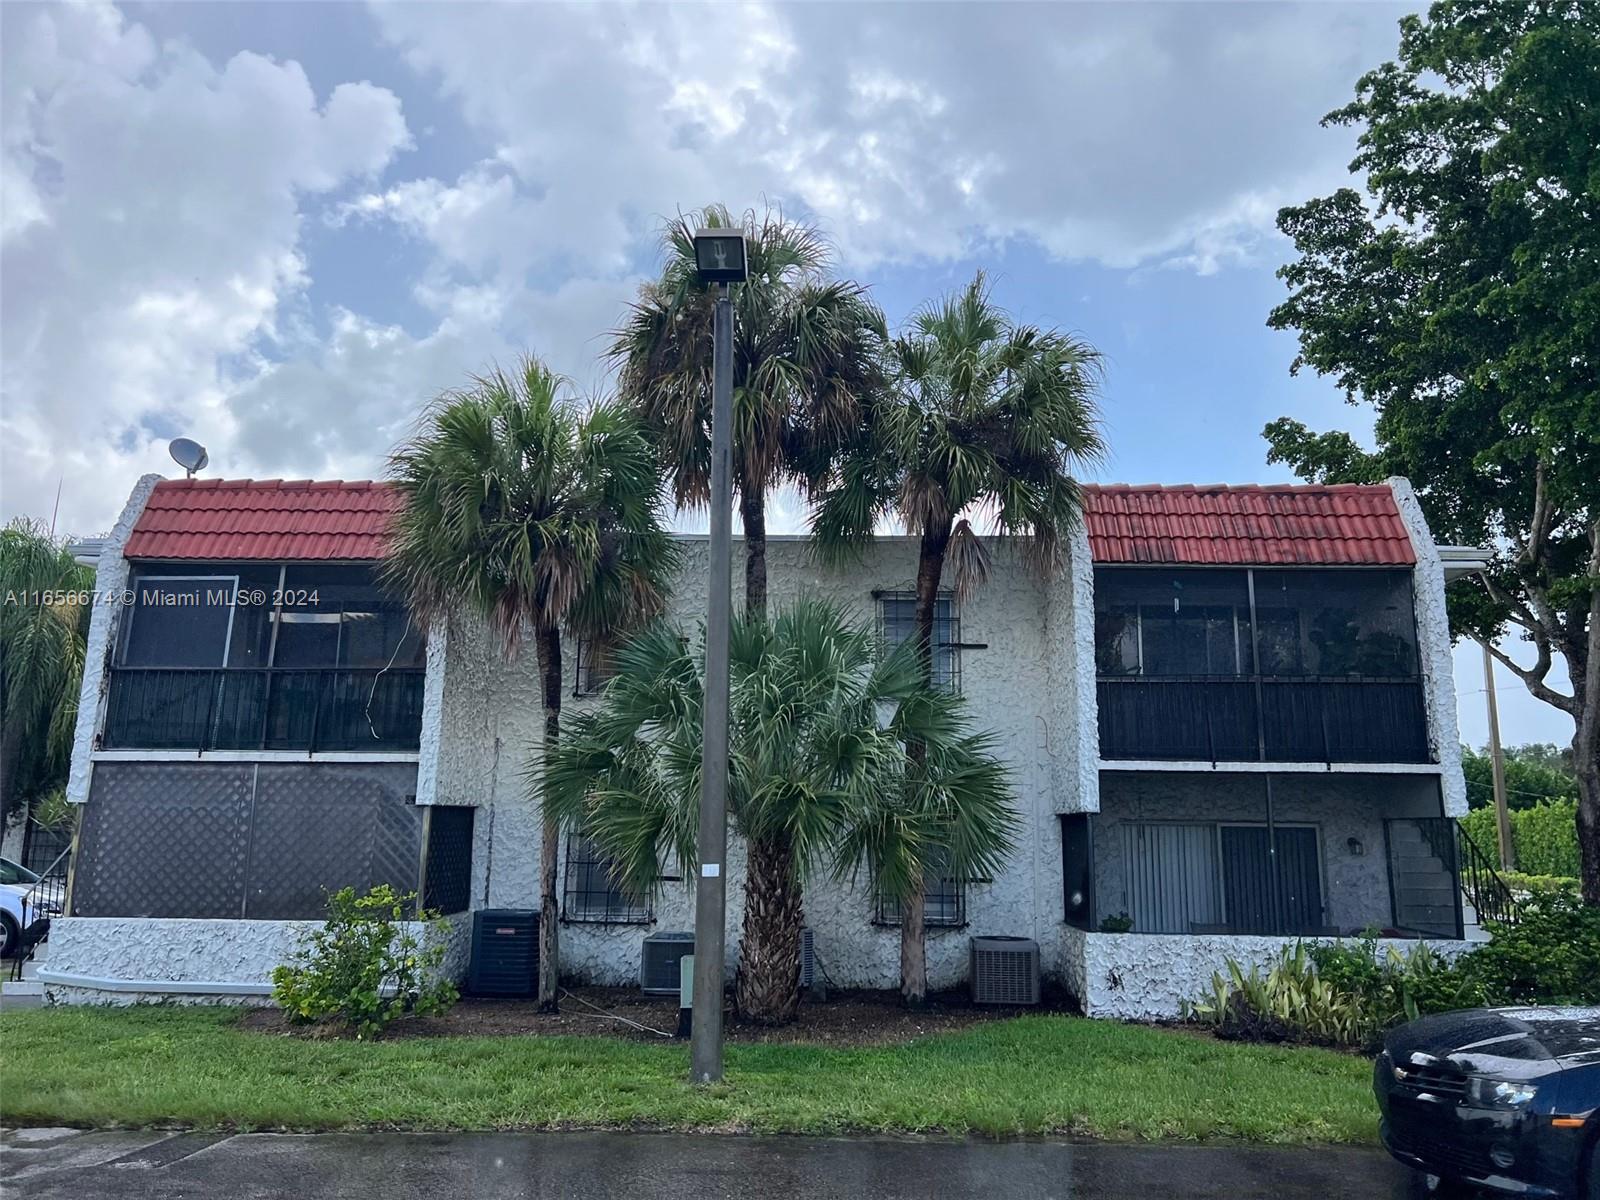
[0,1007,1379,1144]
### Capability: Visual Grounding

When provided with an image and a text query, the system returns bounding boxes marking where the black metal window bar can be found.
[876,591,961,693]
[573,638,617,697]
[562,834,650,923]
[876,851,967,927]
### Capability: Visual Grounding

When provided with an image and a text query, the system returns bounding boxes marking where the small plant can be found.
[271,885,458,1039]
[1098,912,1134,933]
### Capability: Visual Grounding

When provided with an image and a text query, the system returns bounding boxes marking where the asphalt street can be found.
[0,1126,1433,1199]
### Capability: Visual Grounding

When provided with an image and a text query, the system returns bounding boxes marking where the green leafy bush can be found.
[1460,801,1580,878]
[1098,913,1134,933]
[1499,871,1578,898]
[1460,886,1600,1005]
[1186,938,1484,1051]
[271,885,458,1039]
[1183,943,1369,1047]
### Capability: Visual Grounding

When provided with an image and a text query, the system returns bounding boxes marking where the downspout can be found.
[1245,569,1282,934]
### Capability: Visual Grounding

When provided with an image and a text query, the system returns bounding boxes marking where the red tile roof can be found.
[1081,483,1415,566]
[124,479,401,561]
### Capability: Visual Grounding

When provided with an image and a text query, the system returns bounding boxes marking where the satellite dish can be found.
[169,437,209,478]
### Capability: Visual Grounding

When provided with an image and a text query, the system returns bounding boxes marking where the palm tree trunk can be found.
[534,625,563,1013]
[734,832,803,1024]
[0,715,25,831]
[738,484,768,619]
[901,518,953,1007]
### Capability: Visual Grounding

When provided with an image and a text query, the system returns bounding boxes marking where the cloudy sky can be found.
[0,0,1571,749]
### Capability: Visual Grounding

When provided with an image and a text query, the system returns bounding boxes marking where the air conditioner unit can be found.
[641,931,695,995]
[798,927,816,990]
[467,909,538,998]
[970,935,1040,1006]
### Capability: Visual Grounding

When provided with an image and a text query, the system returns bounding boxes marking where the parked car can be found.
[0,856,62,957]
[1376,1007,1600,1198]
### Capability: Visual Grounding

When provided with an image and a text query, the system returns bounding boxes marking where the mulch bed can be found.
[238,986,1076,1047]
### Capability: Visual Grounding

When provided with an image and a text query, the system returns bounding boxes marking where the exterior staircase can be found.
[0,939,48,1010]
[1387,819,1463,937]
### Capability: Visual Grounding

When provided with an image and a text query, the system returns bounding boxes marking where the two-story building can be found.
[37,473,1486,1017]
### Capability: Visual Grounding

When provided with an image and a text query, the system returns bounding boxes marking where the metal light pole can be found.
[689,228,746,1084]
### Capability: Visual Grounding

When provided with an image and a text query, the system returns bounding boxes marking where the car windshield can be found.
[0,858,41,886]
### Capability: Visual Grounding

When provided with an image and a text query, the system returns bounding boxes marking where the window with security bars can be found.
[573,639,617,696]
[876,851,966,927]
[877,592,960,692]
[563,834,650,923]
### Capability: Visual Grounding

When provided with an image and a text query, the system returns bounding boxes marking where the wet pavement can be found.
[0,1126,1433,1198]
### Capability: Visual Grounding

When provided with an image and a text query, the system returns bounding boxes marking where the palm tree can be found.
[0,520,93,830]
[610,204,886,617]
[384,357,675,1012]
[812,272,1106,1004]
[541,600,1012,1024]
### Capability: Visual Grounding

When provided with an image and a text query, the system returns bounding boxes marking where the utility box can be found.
[467,909,539,998]
[641,931,695,994]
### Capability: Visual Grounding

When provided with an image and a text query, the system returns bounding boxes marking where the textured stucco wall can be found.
[66,474,161,805]
[1093,771,1444,934]
[41,912,471,1005]
[1388,477,1469,818]
[439,535,1081,991]
[1074,930,1471,1019]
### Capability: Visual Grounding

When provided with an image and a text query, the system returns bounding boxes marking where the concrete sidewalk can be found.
[0,1126,1425,1199]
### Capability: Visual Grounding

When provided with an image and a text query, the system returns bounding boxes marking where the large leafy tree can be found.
[812,273,1104,1003]
[385,359,675,1009]
[611,204,886,617]
[540,600,1014,1025]
[1264,0,1600,902]
[0,520,93,831]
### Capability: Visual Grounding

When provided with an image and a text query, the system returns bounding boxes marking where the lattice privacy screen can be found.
[74,762,474,919]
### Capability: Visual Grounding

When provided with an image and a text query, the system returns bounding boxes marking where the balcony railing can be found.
[1096,676,1430,764]
[103,667,426,753]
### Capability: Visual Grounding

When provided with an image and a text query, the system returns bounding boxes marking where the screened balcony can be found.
[102,564,425,753]
[1094,567,1430,764]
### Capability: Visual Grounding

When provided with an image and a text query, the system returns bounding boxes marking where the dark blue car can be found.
[1376,1007,1600,1197]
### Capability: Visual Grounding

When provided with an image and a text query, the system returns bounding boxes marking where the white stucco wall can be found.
[65,473,161,805]
[438,535,1081,991]
[1071,930,1471,1019]
[1388,477,1468,818]
[41,913,471,1006]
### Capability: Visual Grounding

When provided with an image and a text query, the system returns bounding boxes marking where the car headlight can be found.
[1467,1077,1539,1109]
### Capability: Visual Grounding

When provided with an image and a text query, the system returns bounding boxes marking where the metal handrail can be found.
[1456,821,1521,927]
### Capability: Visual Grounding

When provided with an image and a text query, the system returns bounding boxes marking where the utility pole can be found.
[691,278,734,1084]
[1481,641,1516,871]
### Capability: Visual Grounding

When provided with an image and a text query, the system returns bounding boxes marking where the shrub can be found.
[1098,912,1134,933]
[1184,943,1369,1047]
[1186,938,1485,1051]
[1499,871,1578,899]
[271,885,458,1039]
[1461,885,1600,1006]
[1460,801,1580,878]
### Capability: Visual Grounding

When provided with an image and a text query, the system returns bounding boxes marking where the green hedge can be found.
[1460,800,1580,878]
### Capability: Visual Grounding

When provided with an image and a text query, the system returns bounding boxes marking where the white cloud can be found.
[0,2,409,534]
[367,1,1409,274]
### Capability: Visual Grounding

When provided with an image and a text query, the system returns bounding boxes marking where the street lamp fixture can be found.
[693,229,749,285]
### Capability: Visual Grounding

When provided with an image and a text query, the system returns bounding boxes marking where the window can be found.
[120,574,240,667]
[1094,568,1419,679]
[573,639,616,696]
[1093,569,1252,677]
[1119,821,1325,935]
[562,835,650,923]
[876,851,966,927]
[878,592,960,692]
